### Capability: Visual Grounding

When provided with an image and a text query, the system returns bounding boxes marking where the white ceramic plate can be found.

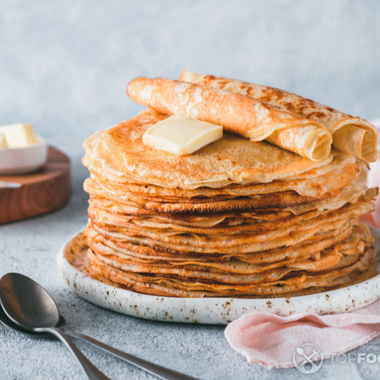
[0,136,48,174]
[57,228,380,325]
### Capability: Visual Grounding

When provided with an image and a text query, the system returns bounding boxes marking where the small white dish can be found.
[58,228,380,325]
[0,136,48,175]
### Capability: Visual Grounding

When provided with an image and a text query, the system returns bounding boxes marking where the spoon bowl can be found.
[0,303,66,338]
[0,273,110,380]
[0,273,60,330]
[0,273,200,380]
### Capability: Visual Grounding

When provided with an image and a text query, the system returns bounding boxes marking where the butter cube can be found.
[143,115,223,155]
[0,123,38,148]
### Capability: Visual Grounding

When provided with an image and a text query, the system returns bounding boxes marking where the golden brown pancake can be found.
[81,77,378,299]
[127,77,332,161]
[87,246,376,297]
[83,109,339,189]
[87,156,361,199]
[179,69,378,162]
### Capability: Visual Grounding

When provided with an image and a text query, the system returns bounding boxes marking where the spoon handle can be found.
[42,327,111,380]
[66,331,200,380]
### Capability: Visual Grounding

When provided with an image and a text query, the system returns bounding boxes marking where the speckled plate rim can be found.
[57,228,380,325]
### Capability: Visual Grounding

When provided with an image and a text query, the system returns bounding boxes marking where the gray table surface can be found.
[2,1,380,379]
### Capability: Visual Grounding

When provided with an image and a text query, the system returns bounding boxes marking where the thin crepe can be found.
[82,109,339,189]
[88,199,373,253]
[179,69,378,162]
[87,157,361,199]
[85,221,357,265]
[87,242,368,283]
[87,195,373,236]
[87,245,376,298]
[127,77,332,161]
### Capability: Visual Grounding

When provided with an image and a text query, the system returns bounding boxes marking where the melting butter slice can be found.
[143,115,223,155]
[0,123,38,148]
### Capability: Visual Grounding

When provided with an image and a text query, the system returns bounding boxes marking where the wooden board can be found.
[0,146,71,224]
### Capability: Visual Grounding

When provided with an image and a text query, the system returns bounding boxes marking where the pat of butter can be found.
[0,123,38,148]
[143,115,223,155]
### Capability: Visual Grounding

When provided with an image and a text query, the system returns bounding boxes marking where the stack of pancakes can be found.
[82,74,378,298]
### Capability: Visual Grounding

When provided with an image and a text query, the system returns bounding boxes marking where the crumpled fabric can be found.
[225,299,380,369]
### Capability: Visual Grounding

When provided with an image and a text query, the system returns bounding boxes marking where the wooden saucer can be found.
[0,146,71,224]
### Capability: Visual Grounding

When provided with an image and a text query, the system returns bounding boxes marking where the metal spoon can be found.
[0,273,110,380]
[0,303,66,337]
[0,273,200,380]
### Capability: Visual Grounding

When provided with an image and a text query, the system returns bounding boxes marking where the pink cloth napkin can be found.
[225,299,380,369]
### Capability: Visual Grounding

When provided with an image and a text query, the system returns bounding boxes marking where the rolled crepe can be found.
[127,77,332,161]
[179,69,378,162]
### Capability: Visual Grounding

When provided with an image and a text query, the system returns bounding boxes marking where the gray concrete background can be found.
[1,1,380,379]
